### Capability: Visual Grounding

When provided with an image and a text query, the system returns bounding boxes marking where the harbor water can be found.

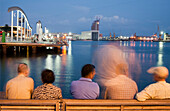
[0,41,170,99]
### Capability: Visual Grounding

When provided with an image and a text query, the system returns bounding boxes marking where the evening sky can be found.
[0,0,170,36]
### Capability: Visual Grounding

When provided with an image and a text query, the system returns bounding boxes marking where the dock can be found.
[0,42,64,54]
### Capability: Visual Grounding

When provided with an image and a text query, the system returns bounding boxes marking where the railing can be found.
[1,99,170,111]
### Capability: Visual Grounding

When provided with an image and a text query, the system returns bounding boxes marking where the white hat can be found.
[147,66,169,78]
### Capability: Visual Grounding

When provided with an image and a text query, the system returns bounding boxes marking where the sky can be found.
[0,0,170,36]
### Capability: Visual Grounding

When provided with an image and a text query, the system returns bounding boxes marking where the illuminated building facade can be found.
[36,20,43,41]
[129,33,158,41]
[164,33,170,40]
[91,20,99,31]
[91,19,99,41]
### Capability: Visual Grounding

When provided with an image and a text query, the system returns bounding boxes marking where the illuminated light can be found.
[62,46,67,55]
[160,31,164,35]
[49,33,51,36]
[68,32,72,35]
[157,54,163,66]
[143,37,146,40]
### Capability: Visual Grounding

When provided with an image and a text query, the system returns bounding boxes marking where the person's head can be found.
[18,63,30,76]
[147,66,169,81]
[41,69,55,84]
[81,64,95,79]
[115,63,129,76]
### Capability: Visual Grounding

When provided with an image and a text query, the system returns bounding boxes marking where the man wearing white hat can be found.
[136,66,170,101]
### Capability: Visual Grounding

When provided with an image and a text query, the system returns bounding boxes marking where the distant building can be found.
[72,33,80,40]
[79,19,100,40]
[36,20,43,41]
[164,33,170,40]
[91,19,99,41]
[129,35,158,41]
[80,31,92,40]
[91,20,99,31]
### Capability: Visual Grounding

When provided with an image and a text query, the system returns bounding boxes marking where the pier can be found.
[0,42,64,54]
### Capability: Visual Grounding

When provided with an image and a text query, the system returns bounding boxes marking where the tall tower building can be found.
[91,19,100,41]
[36,20,43,41]
[91,20,99,30]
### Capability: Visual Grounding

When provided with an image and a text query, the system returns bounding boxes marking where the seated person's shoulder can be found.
[92,81,99,86]
[71,80,78,85]
[25,77,34,82]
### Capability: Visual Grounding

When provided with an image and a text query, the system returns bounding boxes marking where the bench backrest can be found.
[63,99,170,111]
[1,99,170,111]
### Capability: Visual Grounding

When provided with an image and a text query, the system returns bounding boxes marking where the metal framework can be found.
[8,6,32,42]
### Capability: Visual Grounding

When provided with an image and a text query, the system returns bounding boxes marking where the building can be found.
[91,19,99,41]
[80,31,92,40]
[91,20,99,30]
[36,20,43,41]
[79,19,100,40]
[164,33,170,41]
[129,35,158,41]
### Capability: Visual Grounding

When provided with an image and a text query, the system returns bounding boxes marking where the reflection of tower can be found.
[36,20,43,42]
[91,19,100,41]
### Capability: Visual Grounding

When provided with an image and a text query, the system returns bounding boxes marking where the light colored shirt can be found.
[102,75,138,99]
[32,83,62,100]
[136,81,170,101]
[70,77,100,99]
[6,74,34,99]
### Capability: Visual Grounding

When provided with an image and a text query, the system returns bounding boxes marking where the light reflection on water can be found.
[0,41,170,98]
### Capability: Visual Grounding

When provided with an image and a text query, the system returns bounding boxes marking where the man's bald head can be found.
[18,63,30,76]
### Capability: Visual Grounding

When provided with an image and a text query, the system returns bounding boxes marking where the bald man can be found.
[6,63,34,99]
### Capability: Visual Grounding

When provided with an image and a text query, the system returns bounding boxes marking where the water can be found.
[0,41,170,98]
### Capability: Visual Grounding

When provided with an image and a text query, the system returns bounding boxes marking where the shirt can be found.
[70,77,100,99]
[136,81,170,101]
[6,74,34,99]
[102,75,138,99]
[32,83,62,100]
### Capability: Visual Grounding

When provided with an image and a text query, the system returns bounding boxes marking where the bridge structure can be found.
[8,6,32,42]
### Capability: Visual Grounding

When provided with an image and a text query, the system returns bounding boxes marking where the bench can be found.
[63,99,170,111]
[1,99,170,111]
[0,99,63,111]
